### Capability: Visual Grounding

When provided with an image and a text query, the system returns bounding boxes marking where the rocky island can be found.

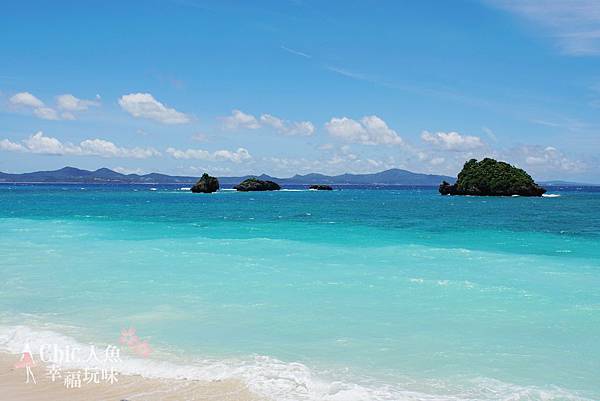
[439,158,546,197]
[191,173,220,193]
[309,184,333,190]
[234,178,281,192]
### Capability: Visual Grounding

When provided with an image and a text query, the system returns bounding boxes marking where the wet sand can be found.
[0,352,265,401]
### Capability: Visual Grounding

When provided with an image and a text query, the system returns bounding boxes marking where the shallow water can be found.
[1,184,599,400]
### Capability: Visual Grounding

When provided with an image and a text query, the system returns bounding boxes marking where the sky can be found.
[1,0,599,182]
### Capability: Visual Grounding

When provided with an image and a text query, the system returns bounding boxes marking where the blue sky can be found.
[1,0,599,182]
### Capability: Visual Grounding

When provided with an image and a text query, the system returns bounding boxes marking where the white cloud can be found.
[222,110,314,135]
[262,152,403,176]
[429,157,446,166]
[9,92,44,108]
[186,165,233,175]
[113,167,146,175]
[421,131,485,151]
[33,107,61,121]
[259,114,285,131]
[0,132,160,159]
[0,139,26,152]
[259,114,315,136]
[412,143,589,177]
[79,139,160,159]
[487,0,600,55]
[518,145,586,172]
[9,92,96,120]
[265,156,320,171]
[10,92,61,121]
[119,93,190,124]
[324,115,404,146]
[23,132,71,154]
[56,94,100,111]
[166,147,252,163]
[213,148,252,163]
[221,109,261,130]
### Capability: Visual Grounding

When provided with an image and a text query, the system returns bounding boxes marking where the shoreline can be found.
[0,352,264,401]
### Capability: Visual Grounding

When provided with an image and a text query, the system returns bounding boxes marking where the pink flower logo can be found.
[133,340,153,358]
[14,352,35,369]
[119,327,152,358]
[119,327,139,347]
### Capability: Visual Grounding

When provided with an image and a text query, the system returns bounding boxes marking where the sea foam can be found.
[0,325,592,401]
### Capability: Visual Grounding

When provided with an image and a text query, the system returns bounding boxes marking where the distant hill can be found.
[0,166,456,186]
[0,167,196,184]
[539,180,595,187]
[275,169,456,186]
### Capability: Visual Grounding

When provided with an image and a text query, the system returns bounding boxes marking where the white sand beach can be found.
[0,352,264,401]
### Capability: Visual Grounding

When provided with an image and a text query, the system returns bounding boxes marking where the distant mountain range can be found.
[0,166,456,186]
[537,180,595,187]
[1,167,592,187]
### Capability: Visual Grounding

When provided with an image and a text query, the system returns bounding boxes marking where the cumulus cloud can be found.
[22,132,70,154]
[221,109,260,130]
[259,114,315,136]
[119,93,190,124]
[9,92,44,108]
[421,131,485,151]
[10,92,62,120]
[113,166,146,175]
[517,145,586,172]
[166,147,252,163]
[324,115,404,146]
[222,110,314,135]
[0,132,160,158]
[0,138,26,152]
[33,107,61,121]
[9,92,98,120]
[79,139,160,159]
[56,94,100,111]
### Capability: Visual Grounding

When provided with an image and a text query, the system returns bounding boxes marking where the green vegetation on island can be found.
[439,158,546,197]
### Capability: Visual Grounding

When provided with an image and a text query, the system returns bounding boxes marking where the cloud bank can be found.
[222,110,314,135]
[0,132,160,159]
[166,147,252,163]
[9,92,98,121]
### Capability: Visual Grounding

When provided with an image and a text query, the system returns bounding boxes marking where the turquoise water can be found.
[1,184,599,400]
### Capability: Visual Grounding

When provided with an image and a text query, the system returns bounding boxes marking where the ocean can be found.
[0,184,599,400]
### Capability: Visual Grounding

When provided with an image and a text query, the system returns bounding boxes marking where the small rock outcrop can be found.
[309,184,333,191]
[439,158,546,197]
[234,178,281,192]
[191,173,220,193]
